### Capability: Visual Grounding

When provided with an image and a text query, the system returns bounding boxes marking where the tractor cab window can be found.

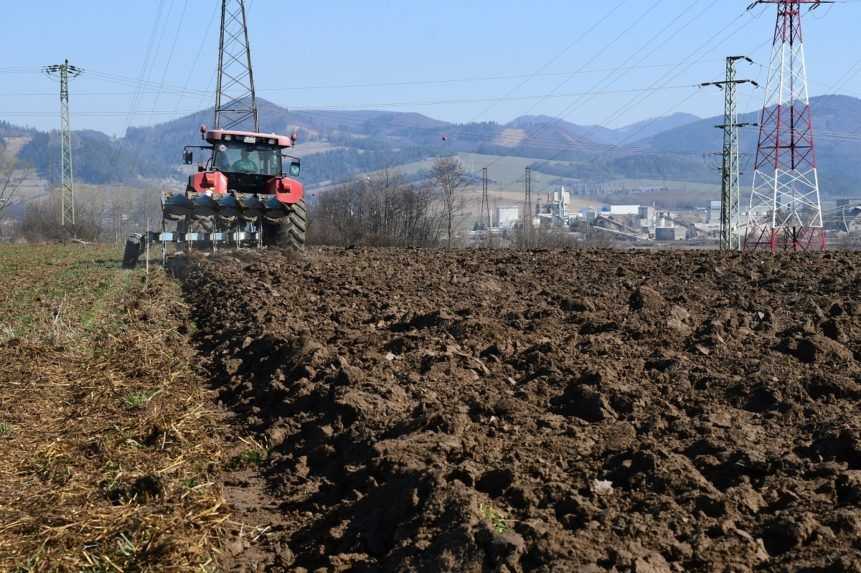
[213,142,281,176]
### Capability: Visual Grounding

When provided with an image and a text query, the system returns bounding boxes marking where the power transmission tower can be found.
[523,167,533,229]
[523,167,533,248]
[215,0,258,131]
[479,167,491,230]
[702,57,758,251]
[745,0,830,252]
[43,60,83,227]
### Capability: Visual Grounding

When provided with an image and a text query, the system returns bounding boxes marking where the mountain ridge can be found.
[3,95,859,195]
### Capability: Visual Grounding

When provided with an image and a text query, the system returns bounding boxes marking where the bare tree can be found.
[0,155,25,222]
[309,171,443,247]
[430,157,467,248]
[17,186,106,243]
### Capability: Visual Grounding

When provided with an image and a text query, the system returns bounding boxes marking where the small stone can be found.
[266,426,288,447]
[592,479,614,496]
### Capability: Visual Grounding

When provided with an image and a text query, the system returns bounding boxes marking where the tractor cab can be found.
[174,125,305,229]
[183,127,302,195]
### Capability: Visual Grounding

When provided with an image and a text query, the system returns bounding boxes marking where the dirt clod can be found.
[185,248,861,571]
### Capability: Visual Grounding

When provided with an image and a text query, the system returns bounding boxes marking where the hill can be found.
[5,95,860,195]
[636,95,861,196]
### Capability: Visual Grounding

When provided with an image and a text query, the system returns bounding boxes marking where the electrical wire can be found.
[0,59,733,99]
[475,0,713,177]
[462,0,632,125]
[150,0,190,113]
[470,3,755,198]
[0,84,700,118]
[170,1,221,119]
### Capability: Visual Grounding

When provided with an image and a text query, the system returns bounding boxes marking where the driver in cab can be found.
[231,148,258,173]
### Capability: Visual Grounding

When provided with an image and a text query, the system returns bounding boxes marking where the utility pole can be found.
[702,57,758,252]
[43,60,83,227]
[215,0,258,131]
[745,0,831,252]
[479,167,491,231]
[523,167,534,248]
[523,167,533,230]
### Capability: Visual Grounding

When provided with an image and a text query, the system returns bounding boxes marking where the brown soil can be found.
[184,248,861,573]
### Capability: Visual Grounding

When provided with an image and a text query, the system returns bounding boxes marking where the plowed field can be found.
[185,248,861,573]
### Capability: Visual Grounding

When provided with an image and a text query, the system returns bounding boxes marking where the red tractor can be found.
[121,0,308,268]
[161,125,307,249]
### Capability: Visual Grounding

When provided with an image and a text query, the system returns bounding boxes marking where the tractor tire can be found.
[286,200,307,249]
[122,234,144,269]
[263,200,307,250]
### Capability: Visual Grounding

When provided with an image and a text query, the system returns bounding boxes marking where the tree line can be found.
[308,157,467,248]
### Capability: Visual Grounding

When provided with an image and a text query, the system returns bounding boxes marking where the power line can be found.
[0,83,702,118]
[149,0,190,114]
[170,1,221,118]
[0,58,732,98]
[474,2,754,199]
[473,0,674,165]
[463,0,633,125]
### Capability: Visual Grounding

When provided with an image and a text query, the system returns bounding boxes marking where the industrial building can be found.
[536,187,573,226]
[707,201,722,224]
[655,226,686,241]
[495,206,521,229]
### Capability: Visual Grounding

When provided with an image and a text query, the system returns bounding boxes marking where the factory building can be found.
[655,226,686,241]
[707,201,722,224]
[495,206,521,229]
[536,187,573,226]
[608,205,641,216]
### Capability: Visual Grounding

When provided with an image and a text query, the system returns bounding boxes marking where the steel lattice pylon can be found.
[746,0,827,252]
[44,60,83,226]
[704,57,758,251]
[215,0,258,132]
[720,62,743,251]
[479,167,491,230]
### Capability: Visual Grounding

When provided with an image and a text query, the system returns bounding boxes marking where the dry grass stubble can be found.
[0,246,229,571]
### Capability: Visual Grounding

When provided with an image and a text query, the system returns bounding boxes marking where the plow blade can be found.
[163,192,294,223]
[236,194,264,222]
[134,191,308,267]
[263,196,291,220]
[163,193,193,220]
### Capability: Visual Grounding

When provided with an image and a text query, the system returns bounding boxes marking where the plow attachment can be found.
[121,191,306,269]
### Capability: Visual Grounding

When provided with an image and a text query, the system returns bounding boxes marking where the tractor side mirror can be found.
[289,161,301,177]
[183,149,193,165]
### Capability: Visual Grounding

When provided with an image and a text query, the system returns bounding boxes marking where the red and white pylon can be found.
[745,0,827,253]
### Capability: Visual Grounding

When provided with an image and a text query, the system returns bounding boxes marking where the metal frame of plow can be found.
[147,226,264,265]
[745,0,829,253]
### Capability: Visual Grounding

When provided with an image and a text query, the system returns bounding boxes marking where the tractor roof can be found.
[204,128,294,148]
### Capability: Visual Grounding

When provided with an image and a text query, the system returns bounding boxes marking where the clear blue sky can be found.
[2,0,860,136]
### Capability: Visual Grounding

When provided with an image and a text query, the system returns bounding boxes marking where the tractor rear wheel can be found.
[263,200,307,250]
